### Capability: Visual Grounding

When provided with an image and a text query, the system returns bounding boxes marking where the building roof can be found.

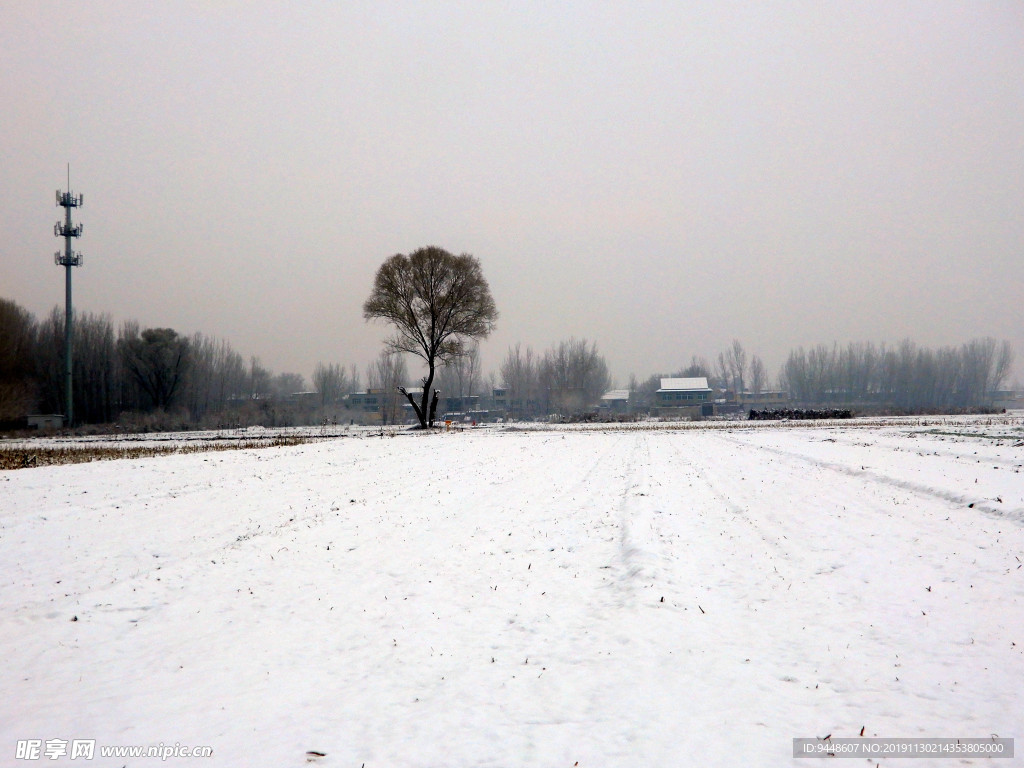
[601,389,631,401]
[658,377,711,392]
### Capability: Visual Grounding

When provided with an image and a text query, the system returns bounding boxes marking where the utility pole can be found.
[54,167,84,427]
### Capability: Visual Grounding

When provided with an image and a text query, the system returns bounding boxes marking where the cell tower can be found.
[54,168,84,427]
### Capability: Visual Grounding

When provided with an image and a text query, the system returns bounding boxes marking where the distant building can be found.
[656,377,712,405]
[656,377,713,419]
[600,389,631,415]
[736,390,789,410]
[443,394,480,415]
[348,386,425,424]
[27,414,64,430]
[347,389,385,413]
[992,389,1023,411]
[490,386,539,421]
[286,391,320,405]
[491,387,508,416]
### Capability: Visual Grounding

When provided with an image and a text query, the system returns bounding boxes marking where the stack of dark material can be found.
[748,408,853,421]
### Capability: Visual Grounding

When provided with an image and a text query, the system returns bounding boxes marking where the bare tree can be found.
[484,370,498,401]
[714,352,730,393]
[34,308,65,414]
[680,356,711,379]
[313,362,348,408]
[725,339,748,395]
[959,337,1013,406]
[749,355,767,396]
[119,328,191,411]
[363,246,497,428]
[538,338,611,416]
[992,339,1014,393]
[366,350,408,425]
[807,343,835,403]
[74,311,118,424]
[248,357,272,401]
[271,372,306,399]
[499,343,538,420]
[34,308,120,423]
[436,340,483,405]
[186,333,217,420]
[459,341,483,399]
[185,333,246,421]
[628,372,663,413]
[0,298,38,420]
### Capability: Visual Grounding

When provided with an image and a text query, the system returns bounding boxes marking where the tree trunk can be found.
[398,387,425,428]
[428,389,439,425]
[420,363,436,428]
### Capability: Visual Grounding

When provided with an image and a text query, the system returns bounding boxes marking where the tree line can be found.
[778,339,1014,409]
[0,297,359,429]
[498,338,612,419]
[624,337,1014,413]
[1,291,1016,430]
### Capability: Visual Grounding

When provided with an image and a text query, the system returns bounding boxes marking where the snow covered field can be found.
[2,418,1022,767]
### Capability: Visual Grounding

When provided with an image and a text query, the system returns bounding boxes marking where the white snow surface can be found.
[2,419,1023,767]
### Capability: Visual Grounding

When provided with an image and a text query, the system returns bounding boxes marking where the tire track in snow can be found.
[716,432,1024,525]
[661,433,799,567]
[609,433,665,604]
[810,428,1023,470]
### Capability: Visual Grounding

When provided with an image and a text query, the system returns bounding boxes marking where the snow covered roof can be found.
[658,377,710,392]
[601,390,630,401]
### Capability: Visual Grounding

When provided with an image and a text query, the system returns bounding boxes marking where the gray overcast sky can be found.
[3,1,1022,386]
